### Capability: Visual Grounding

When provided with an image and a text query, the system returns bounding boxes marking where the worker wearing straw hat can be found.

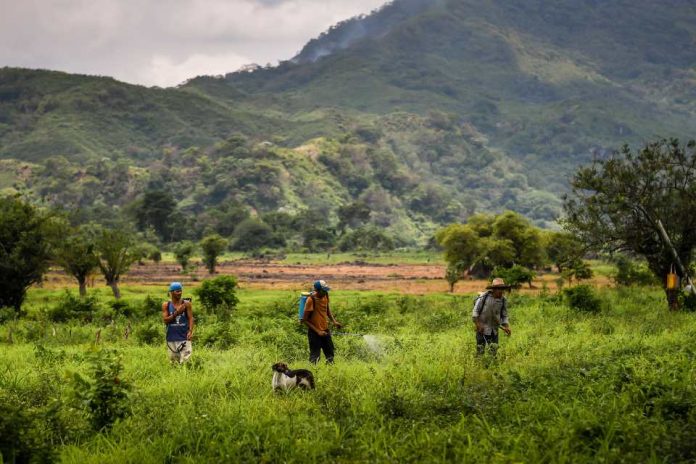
[472,277,512,356]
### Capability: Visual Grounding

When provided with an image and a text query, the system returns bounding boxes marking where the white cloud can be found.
[0,0,388,87]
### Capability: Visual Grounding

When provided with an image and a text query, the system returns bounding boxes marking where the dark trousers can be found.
[308,329,335,364]
[476,331,499,356]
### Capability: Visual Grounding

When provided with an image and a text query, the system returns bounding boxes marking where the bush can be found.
[141,294,163,317]
[613,255,658,286]
[200,322,236,349]
[563,285,602,313]
[195,276,239,314]
[73,349,131,431]
[0,392,58,463]
[0,306,16,324]
[110,299,138,319]
[491,265,535,289]
[136,323,162,345]
[48,291,101,322]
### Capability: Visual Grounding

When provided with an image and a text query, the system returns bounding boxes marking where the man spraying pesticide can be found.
[472,278,512,357]
[299,280,342,364]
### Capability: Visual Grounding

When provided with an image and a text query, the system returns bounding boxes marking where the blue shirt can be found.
[166,301,189,342]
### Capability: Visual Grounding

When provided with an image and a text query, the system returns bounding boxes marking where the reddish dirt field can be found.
[43,260,611,294]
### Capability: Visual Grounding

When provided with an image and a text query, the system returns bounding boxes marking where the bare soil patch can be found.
[43,260,611,294]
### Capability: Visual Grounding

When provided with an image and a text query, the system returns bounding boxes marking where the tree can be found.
[492,211,545,269]
[435,224,482,274]
[95,228,139,299]
[231,218,283,251]
[54,226,99,297]
[564,139,696,309]
[545,231,585,273]
[0,196,57,312]
[173,241,196,271]
[337,201,371,234]
[133,188,176,242]
[445,263,466,293]
[200,234,228,274]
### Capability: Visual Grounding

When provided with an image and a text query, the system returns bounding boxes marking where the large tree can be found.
[563,139,696,309]
[0,196,58,312]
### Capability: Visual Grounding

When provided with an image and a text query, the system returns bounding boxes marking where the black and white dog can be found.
[272,362,315,391]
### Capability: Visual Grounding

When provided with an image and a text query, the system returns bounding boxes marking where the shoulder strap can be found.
[474,291,490,315]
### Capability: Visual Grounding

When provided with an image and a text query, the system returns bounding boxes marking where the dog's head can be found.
[272,362,288,373]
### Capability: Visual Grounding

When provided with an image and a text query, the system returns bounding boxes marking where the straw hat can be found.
[486,278,511,289]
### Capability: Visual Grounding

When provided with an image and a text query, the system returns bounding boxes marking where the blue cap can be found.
[169,282,183,292]
[313,280,330,292]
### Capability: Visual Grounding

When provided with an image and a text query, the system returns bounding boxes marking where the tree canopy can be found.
[563,139,696,307]
[0,196,58,311]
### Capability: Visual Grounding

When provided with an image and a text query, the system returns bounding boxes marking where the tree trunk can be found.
[78,277,87,297]
[449,281,455,293]
[108,280,121,299]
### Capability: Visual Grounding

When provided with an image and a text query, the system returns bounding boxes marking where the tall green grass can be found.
[1,287,694,463]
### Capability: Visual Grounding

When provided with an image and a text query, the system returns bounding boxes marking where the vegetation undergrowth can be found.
[1,286,695,463]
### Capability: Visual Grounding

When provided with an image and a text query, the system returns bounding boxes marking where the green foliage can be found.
[72,349,131,431]
[435,223,481,271]
[0,195,58,311]
[5,285,696,461]
[545,231,584,272]
[54,225,100,296]
[230,218,283,251]
[338,226,394,252]
[200,234,229,274]
[133,188,176,242]
[564,139,696,308]
[194,276,239,314]
[491,265,535,289]
[95,227,139,299]
[49,291,101,322]
[135,323,161,345]
[613,255,659,287]
[173,240,196,271]
[0,391,59,463]
[563,285,602,313]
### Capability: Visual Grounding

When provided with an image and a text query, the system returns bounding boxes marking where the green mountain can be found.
[1,0,695,247]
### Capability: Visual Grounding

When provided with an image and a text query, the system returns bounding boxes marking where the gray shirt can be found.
[472,292,509,336]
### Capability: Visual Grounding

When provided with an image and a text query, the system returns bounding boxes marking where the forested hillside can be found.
[1,0,694,246]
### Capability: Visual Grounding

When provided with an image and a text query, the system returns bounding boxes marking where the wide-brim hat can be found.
[486,278,511,289]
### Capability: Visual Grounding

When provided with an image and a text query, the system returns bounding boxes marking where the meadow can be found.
[1,282,695,463]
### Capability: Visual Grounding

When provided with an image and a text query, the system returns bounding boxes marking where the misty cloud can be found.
[0,0,387,87]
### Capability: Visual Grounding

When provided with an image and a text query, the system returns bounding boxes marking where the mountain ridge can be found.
[1,0,695,245]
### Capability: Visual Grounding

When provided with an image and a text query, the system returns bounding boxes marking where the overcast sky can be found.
[0,0,388,88]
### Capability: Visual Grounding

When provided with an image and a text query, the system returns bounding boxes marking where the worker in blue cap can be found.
[301,280,342,364]
[161,281,194,363]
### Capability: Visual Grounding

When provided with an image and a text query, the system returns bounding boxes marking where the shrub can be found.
[141,294,162,317]
[73,349,131,431]
[563,285,602,313]
[0,306,15,324]
[195,276,239,314]
[136,323,162,345]
[200,322,236,349]
[613,255,658,286]
[48,291,101,322]
[110,299,138,319]
[491,265,535,289]
[0,392,58,463]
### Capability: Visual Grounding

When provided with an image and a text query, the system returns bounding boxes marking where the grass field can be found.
[2,284,695,463]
